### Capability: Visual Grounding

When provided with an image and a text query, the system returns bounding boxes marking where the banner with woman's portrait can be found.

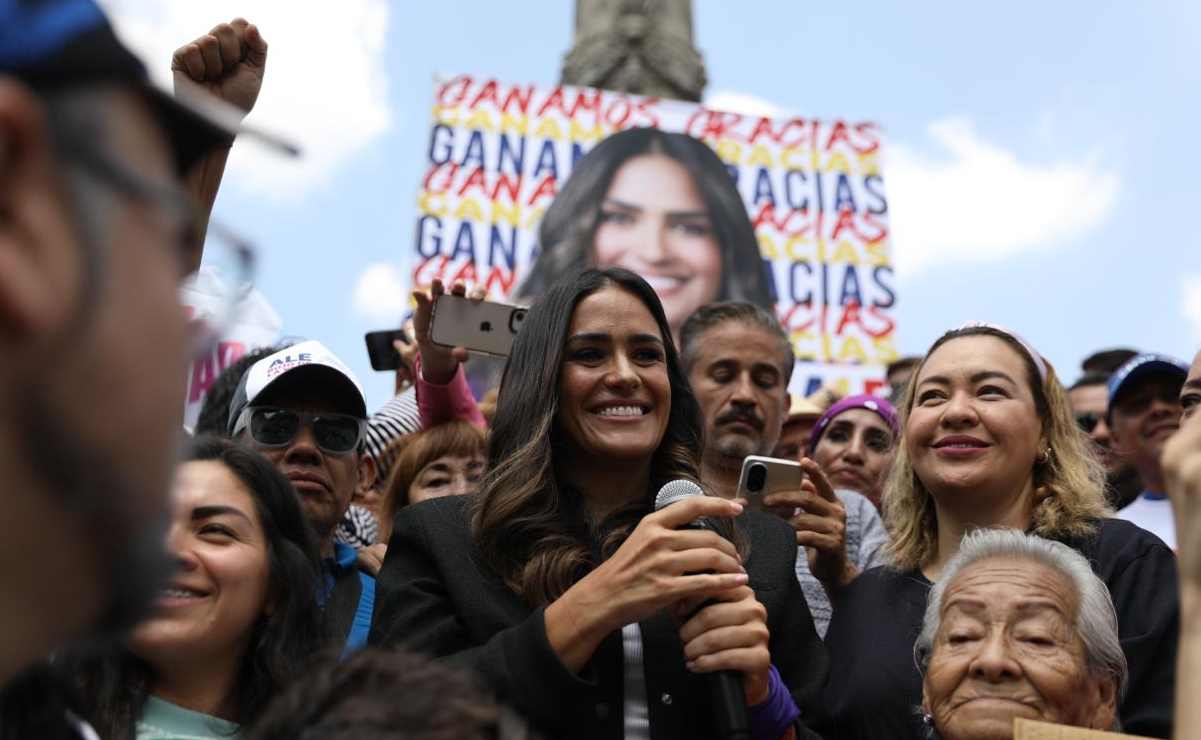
[414,74,896,397]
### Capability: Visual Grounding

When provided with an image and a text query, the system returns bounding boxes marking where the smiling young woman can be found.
[815,324,1180,740]
[370,268,827,740]
[33,437,324,740]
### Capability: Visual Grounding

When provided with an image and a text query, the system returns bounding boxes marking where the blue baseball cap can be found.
[1107,353,1188,411]
[1,0,295,171]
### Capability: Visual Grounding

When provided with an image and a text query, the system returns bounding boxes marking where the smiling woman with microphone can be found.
[817,324,1180,740]
[370,268,825,740]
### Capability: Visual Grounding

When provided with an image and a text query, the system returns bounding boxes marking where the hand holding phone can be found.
[411,279,484,384]
[735,455,805,511]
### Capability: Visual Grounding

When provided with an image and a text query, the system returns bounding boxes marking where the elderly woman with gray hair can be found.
[916,529,1127,739]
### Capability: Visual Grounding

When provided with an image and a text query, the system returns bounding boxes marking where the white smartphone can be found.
[430,294,528,358]
[736,455,804,510]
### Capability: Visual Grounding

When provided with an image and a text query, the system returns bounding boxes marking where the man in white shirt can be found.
[1109,353,1189,548]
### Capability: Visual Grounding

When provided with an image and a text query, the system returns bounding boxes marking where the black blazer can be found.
[369,495,828,740]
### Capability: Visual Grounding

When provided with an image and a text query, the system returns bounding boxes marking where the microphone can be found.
[654,480,750,740]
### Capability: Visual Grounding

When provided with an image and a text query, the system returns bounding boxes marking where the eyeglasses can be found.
[1075,412,1102,434]
[56,131,256,359]
[237,407,365,454]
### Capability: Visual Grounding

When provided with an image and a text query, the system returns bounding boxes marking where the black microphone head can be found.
[654,479,704,512]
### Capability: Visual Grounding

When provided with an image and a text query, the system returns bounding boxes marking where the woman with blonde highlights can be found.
[816,324,1178,740]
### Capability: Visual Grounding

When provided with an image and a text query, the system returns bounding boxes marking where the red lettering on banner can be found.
[414,256,452,285]
[437,75,472,107]
[456,167,488,198]
[501,84,534,114]
[824,121,852,151]
[753,204,813,237]
[423,162,457,193]
[604,97,633,128]
[775,118,811,148]
[572,88,603,117]
[187,341,246,403]
[633,97,661,129]
[829,211,888,242]
[491,173,521,202]
[450,261,479,285]
[685,109,744,140]
[747,117,784,145]
[482,266,516,295]
[536,87,569,118]
[468,80,499,110]
[852,123,880,155]
[527,175,558,205]
[864,306,896,338]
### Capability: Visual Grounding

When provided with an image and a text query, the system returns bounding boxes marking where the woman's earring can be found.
[1037,447,1051,464]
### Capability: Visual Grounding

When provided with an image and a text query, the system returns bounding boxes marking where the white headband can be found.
[955,322,1048,382]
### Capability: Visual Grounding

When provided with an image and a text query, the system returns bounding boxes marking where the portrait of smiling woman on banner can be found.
[516,127,776,341]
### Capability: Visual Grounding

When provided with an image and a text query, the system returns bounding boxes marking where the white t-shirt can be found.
[1116,493,1176,550]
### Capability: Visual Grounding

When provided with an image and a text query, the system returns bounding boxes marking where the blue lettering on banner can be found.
[783,170,809,211]
[532,140,558,179]
[871,266,896,308]
[864,175,888,215]
[461,130,486,169]
[428,124,453,165]
[416,216,442,258]
[752,168,775,206]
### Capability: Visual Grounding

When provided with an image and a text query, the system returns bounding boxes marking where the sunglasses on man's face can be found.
[242,407,364,454]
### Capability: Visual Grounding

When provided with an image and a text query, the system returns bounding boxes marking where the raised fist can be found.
[171,18,267,116]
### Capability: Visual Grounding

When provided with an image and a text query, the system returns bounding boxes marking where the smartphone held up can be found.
[736,455,805,511]
[430,294,527,358]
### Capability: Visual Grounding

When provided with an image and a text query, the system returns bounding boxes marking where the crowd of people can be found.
[2,2,1200,739]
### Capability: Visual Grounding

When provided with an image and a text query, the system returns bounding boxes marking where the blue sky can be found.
[104,1,1201,411]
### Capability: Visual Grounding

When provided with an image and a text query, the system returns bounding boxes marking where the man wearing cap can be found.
[679,302,885,636]
[1109,353,1189,548]
[230,339,378,650]
[0,0,278,691]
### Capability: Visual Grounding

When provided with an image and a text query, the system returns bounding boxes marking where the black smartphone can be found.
[365,329,409,371]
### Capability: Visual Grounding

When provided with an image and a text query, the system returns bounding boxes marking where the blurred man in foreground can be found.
[0,0,279,686]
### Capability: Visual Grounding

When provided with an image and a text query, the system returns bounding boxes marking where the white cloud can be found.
[98,0,391,199]
[1182,273,1201,344]
[887,118,1119,276]
[353,262,409,323]
[703,89,788,118]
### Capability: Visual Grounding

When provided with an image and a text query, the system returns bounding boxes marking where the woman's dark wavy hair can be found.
[472,267,722,606]
[53,436,324,739]
[515,128,776,316]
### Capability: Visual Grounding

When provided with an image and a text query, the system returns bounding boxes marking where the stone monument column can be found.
[561,0,707,102]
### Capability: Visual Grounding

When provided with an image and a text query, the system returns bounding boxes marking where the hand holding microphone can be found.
[656,481,772,739]
[544,490,746,674]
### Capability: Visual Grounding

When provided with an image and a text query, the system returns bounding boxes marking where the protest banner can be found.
[413,74,896,397]
[181,277,283,430]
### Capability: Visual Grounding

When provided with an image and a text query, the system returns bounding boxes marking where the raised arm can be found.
[171,18,266,274]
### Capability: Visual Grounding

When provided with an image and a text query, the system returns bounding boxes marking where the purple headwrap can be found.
[807,394,899,454]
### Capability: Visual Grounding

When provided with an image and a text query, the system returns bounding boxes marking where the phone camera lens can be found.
[480,321,492,332]
[747,463,766,492]
[509,309,527,334]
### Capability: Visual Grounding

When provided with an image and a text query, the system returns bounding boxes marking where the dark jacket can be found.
[369,495,828,740]
[818,518,1178,739]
